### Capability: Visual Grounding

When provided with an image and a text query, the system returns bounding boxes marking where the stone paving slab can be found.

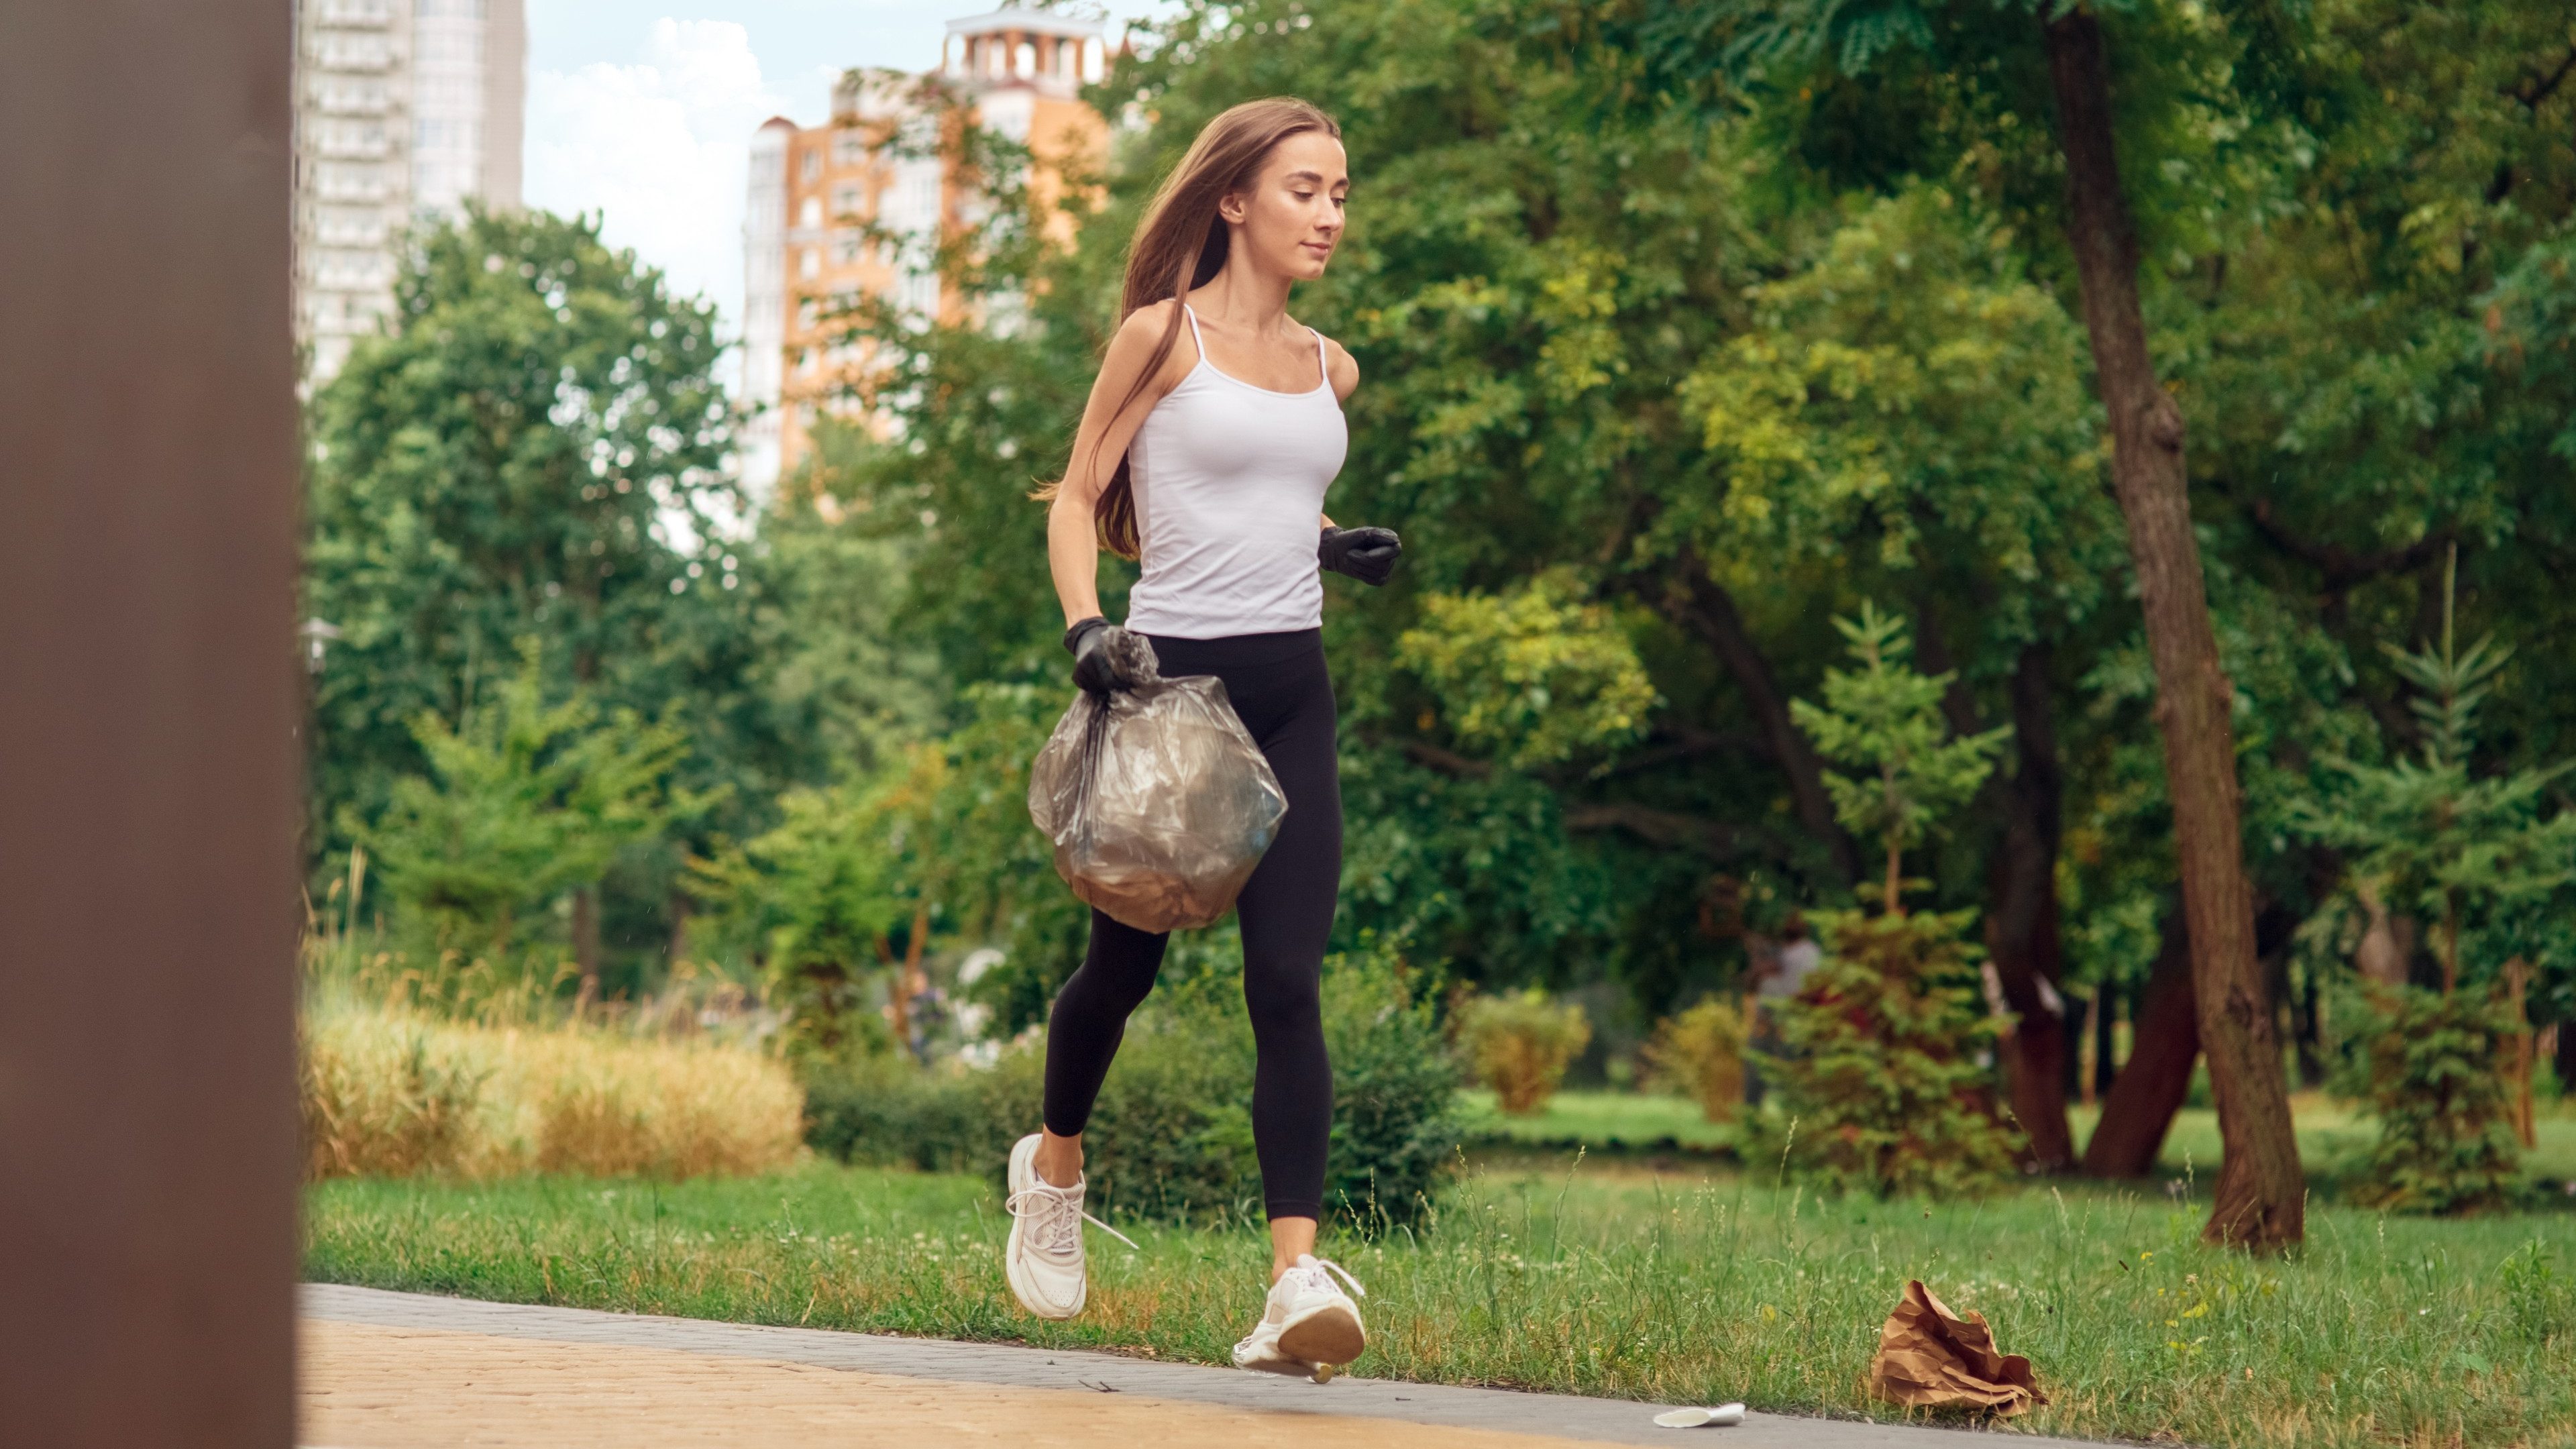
[304,1285,2108,1448]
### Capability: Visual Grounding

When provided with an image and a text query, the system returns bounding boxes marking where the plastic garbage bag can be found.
[1028,630,1288,933]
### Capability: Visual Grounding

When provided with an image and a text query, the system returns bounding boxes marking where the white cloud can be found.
[525,19,786,352]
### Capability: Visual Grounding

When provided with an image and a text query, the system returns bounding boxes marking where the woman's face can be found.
[1220,129,1348,282]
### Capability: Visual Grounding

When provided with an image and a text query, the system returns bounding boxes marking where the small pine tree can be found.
[2293,551,2576,1212]
[1790,603,2012,915]
[1761,602,2022,1196]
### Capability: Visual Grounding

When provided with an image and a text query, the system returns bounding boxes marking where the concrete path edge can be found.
[301,1284,2111,1449]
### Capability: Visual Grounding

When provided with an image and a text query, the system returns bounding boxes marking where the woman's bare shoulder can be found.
[1316,331,1359,400]
[1103,300,1195,382]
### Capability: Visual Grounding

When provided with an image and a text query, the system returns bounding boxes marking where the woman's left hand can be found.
[1319,525,1401,586]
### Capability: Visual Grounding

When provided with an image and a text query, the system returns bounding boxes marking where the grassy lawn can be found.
[309,1154,2576,1448]
[1458,1087,1734,1154]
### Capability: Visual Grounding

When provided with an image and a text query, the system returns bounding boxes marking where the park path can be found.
[301,1286,2102,1449]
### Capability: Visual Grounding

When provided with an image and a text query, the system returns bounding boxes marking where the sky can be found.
[521,2,1170,358]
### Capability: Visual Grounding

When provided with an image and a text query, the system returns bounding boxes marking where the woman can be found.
[1005,97,1400,1383]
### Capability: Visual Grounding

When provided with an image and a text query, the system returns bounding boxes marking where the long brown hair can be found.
[1038,97,1342,559]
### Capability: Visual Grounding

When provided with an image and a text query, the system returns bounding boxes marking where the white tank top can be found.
[1122,304,1349,639]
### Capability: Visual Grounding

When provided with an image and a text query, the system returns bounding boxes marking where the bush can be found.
[1753,906,2023,1197]
[1456,989,1591,1114]
[1642,996,1746,1123]
[301,1004,806,1181]
[2343,981,2523,1214]
[804,944,1460,1226]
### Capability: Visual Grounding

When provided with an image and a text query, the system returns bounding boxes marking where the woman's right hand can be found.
[1065,616,1144,697]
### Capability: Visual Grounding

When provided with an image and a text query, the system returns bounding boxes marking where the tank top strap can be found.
[1179,302,1207,363]
[1308,327,1328,389]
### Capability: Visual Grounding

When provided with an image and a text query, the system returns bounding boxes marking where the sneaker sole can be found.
[1276,1303,1364,1368]
[1232,1345,1315,1377]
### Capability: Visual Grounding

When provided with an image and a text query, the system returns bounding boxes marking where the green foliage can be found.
[694,682,1079,1060]
[804,944,1461,1226]
[2341,983,2525,1216]
[2293,559,2575,1207]
[1757,906,2023,1197]
[2293,560,2576,992]
[1791,602,2010,910]
[1397,570,1658,771]
[692,778,904,1065]
[354,643,705,962]
[1456,989,1593,1115]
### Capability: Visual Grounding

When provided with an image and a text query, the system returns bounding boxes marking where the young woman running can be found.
[1005,97,1399,1381]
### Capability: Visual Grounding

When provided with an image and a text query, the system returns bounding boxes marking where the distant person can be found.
[1743,914,1821,1108]
[1004,97,1398,1385]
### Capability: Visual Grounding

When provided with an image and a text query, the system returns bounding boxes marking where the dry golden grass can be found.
[302,1005,804,1183]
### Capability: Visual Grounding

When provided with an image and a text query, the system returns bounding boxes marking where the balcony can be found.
[310,0,395,25]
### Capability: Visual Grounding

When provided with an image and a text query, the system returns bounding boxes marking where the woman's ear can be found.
[1217,188,1249,226]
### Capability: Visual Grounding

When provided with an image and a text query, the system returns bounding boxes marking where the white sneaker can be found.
[1003,1133,1136,1320]
[1232,1254,1368,1382]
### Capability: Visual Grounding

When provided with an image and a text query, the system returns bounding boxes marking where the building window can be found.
[832,184,862,218]
[799,197,822,228]
[832,231,862,266]
[831,131,867,168]
[801,148,822,181]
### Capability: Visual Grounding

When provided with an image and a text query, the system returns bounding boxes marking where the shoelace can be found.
[1006,1181,1140,1256]
[1291,1256,1367,1300]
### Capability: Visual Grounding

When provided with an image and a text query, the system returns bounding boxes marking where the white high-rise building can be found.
[292,0,526,382]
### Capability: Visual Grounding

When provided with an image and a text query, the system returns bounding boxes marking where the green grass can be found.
[308,1156,2576,1447]
[1457,1087,1735,1154]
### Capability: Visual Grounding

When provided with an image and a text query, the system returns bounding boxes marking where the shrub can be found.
[1642,996,1747,1123]
[2343,981,2523,1215]
[1754,907,2023,1197]
[301,1004,806,1181]
[302,1022,486,1179]
[804,944,1460,1226]
[1456,989,1591,1114]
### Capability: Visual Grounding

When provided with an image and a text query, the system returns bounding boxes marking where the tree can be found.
[1641,0,2309,1247]
[1761,603,2023,1195]
[356,644,705,999]
[2291,553,2576,1208]
[1792,602,2012,915]
[305,207,777,992]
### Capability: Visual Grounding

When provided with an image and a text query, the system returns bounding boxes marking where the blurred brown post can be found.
[0,3,301,1446]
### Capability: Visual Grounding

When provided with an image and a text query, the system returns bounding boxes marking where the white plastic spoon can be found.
[1652,1403,1747,1429]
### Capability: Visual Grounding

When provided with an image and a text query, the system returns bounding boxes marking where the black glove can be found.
[1319,525,1402,586]
[1064,615,1141,698]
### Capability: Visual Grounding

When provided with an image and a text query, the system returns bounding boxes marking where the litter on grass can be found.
[1653,1403,1746,1428]
[1866,1279,2047,1416]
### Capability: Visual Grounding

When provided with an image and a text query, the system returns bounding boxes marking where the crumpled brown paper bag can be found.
[1866,1279,2047,1416]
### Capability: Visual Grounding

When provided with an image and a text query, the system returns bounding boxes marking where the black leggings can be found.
[1040,627,1341,1220]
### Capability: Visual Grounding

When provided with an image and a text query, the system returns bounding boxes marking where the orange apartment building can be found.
[739,3,1115,495]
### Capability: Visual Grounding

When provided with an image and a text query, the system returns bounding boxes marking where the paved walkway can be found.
[302,1286,2101,1449]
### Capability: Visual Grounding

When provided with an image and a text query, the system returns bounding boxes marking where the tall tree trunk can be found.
[1986,643,2074,1169]
[666,888,693,967]
[1664,552,1860,885]
[2095,981,2118,1100]
[2082,912,2197,1177]
[571,885,602,1010]
[2043,5,2303,1249]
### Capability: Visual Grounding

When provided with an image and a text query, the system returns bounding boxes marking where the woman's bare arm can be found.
[1051,303,1191,628]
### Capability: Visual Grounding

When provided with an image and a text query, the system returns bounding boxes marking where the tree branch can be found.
[1563,802,1737,857]
[2241,497,2452,590]
[1624,550,1859,884]
[1398,739,1492,778]
[2510,45,2576,111]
